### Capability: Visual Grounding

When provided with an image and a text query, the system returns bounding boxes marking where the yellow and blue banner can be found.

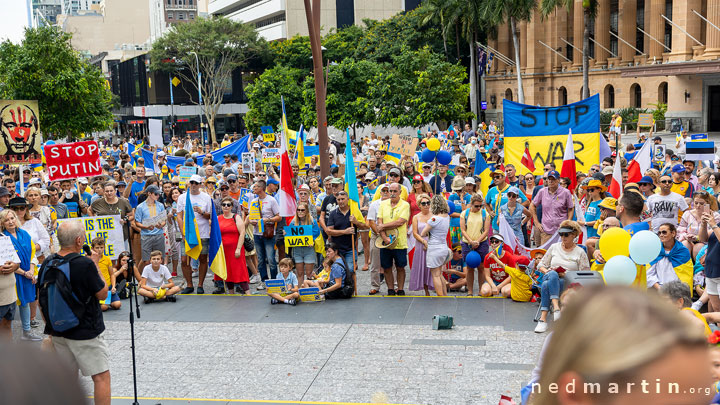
[473,153,492,196]
[345,128,365,223]
[295,124,306,168]
[503,94,601,175]
[183,191,202,260]
[208,200,227,280]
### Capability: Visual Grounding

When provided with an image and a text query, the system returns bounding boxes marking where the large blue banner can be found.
[503,94,600,137]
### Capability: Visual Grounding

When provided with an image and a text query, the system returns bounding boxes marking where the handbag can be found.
[243,234,255,252]
[263,221,275,239]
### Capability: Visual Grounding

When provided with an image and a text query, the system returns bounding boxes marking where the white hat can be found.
[157,151,166,157]
[253,143,260,149]
[28,178,42,186]
[189,174,203,184]
[78,177,88,184]
[464,177,476,185]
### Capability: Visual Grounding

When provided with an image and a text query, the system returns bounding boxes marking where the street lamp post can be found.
[188,51,204,147]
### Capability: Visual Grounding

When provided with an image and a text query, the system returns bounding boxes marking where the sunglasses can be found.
[220,187,229,191]
[507,194,517,198]
[419,201,430,206]
[559,232,572,237]
[489,239,501,244]
[189,182,200,185]
[297,209,307,212]
[660,180,672,184]
[11,206,27,210]
[413,181,422,184]
[586,188,597,192]
[658,230,670,235]
[221,203,233,207]
[389,174,400,177]
[493,176,503,180]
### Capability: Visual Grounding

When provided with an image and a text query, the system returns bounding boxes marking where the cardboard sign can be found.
[388,134,419,157]
[177,166,196,187]
[241,152,255,173]
[57,215,124,259]
[248,199,262,223]
[0,100,43,164]
[691,133,709,142]
[262,148,280,164]
[652,144,666,165]
[299,287,322,302]
[0,236,21,264]
[263,133,275,142]
[260,126,274,134]
[45,141,102,181]
[637,113,654,127]
[284,225,313,248]
[238,188,250,202]
[265,279,287,295]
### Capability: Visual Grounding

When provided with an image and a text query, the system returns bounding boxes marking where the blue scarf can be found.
[5,228,32,272]
[650,240,691,268]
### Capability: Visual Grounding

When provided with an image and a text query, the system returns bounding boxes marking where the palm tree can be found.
[481,0,537,104]
[417,0,452,58]
[541,0,597,100]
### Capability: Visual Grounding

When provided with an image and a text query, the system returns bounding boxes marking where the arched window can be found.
[505,88,513,102]
[604,84,615,108]
[631,83,642,108]
[558,87,568,105]
[659,82,668,104]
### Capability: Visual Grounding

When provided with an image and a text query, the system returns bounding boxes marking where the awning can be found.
[620,60,720,77]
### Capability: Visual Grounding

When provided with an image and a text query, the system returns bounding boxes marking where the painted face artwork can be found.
[0,101,42,164]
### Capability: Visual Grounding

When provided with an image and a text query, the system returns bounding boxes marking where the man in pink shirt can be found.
[530,170,574,244]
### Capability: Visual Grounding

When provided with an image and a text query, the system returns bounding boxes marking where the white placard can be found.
[57,215,125,259]
[0,236,20,264]
[149,119,164,147]
[242,152,256,173]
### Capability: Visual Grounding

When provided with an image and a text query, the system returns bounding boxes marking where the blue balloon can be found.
[447,200,455,215]
[421,148,436,163]
[466,251,482,268]
[436,150,452,165]
[628,230,662,265]
[45,140,56,146]
[603,256,637,285]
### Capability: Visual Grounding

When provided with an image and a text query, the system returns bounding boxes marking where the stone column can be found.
[669,0,702,61]
[646,0,666,60]
[497,22,510,73]
[595,0,610,65]
[704,0,720,59]
[618,0,637,65]
[573,0,583,67]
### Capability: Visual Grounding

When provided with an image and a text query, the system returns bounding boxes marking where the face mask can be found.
[471,140,477,145]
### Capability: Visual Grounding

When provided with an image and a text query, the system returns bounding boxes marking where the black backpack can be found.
[37,253,90,333]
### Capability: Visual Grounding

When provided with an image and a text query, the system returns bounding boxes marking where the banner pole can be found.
[19,165,24,197]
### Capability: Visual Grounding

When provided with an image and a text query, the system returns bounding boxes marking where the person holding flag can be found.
[177,174,213,294]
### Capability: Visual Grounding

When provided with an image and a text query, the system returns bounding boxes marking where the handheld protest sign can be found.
[637,114,654,128]
[284,225,313,248]
[45,140,102,181]
[0,100,42,165]
[57,215,124,259]
[241,152,255,173]
[299,287,322,302]
[265,279,287,295]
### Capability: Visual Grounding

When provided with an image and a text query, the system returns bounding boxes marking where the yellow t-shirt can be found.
[462,209,487,243]
[373,184,408,201]
[377,199,410,249]
[221,140,232,148]
[506,265,532,302]
[97,255,113,286]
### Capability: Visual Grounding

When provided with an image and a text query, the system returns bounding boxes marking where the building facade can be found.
[208,0,421,41]
[32,0,63,26]
[150,0,209,42]
[484,0,720,132]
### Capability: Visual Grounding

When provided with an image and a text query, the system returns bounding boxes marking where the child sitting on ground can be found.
[92,237,121,311]
[445,243,466,292]
[139,250,180,303]
[269,258,300,306]
[303,257,331,289]
[485,249,533,302]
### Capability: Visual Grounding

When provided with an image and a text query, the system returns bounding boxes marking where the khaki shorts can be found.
[52,333,109,377]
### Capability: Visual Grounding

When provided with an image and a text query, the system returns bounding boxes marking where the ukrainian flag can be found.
[184,191,202,259]
[344,128,365,224]
[208,200,227,280]
[296,124,306,168]
[474,153,493,196]
[384,151,402,165]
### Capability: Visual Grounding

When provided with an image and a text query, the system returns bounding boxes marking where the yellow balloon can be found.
[598,227,631,260]
[427,138,440,151]
[156,288,167,300]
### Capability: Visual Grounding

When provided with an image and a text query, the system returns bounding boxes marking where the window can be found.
[610,0,619,57]
[636,0,645,54]
[189,0,193,4]
[505,88,513,102]
[659,82,668,104]
[166,0,170,4]
[178,12,184,20]
[167,11,173,19]
[631,83,642,108]
[189,12,194,19]
[588,18,595,59]
[604,85,615,108]
[558,87,568,106]
[665,0,673,51]
[336,0,355,29]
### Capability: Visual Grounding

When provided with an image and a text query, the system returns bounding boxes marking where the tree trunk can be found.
[582,9,591,100]
[510,16,525,104]
[456,24,461,60]
[304,0,330,179]
[469,29,478,130]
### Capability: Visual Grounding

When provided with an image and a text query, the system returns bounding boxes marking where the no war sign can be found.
[45,140,102,181]
[57,215,124,259]
[284,225,313,248]
[503,94,601,175]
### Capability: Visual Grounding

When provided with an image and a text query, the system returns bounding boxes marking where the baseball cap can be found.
[422,163,432,168]
[0,187,10,197]
[465,177,476,185]
[185,158,194,165]
[145,185,160,195]
[412,174,423,182]
[653,136,662,142]
[158,151,166,157]
[388,167,402,176]
[189,174,203,184]
[298,184,310,191]
[323,176,334,183]
[601,166,614,176]
[223,154,230,158]
[253,143,260,149]
[672,164,686,173]
[117,181,127,187]
[330,177,344,185]
[226,174,237,181]
[638,176,654,185]
[78,177,88,184]
[489,234,504,243]
[267,178,279,185]
[547,170,560,179]
[507,186,520,195]
[365,172,376,181]
[492,169,505,176]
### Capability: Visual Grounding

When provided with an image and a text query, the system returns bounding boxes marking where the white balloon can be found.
[628,230,662,265]
[603,256,637,285]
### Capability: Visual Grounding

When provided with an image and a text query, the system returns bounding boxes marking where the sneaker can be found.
[270,298,279,305]
[196,287,205,294]
[143,296,155,304]
[30,319,41,328]
[286,299,296,306]
[180,287,194,294]
[692,300,704,311]
[21,330,43,341]
[460,286,467,292]
[396,290,406,296]
[250,274,261,284]
[552,310,561,322]
[192,271,199,278]
[257,284,266,290]
[167,295,176,302]
[387,289,396,296]
[212,288,225,294]
[368,289,379,295]
[534,321,548,333]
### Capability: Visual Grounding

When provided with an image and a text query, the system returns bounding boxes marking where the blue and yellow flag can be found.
[344,128,365,224]
[184,191,202,260]
[474,153,492,197]
[208,200,227,280]
[296,124,306,168]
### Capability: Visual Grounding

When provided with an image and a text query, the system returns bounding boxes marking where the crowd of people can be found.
[4,122,720,404]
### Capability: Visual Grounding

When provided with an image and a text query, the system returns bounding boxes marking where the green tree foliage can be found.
[149,17,270,144]
[244,66,305,134]
[301,59,381,134]
[323,26,365,63]
[270,35,313,71]
[367,46,471,127]
[0,27,113,139]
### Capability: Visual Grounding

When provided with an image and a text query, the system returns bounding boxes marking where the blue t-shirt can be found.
[448,192,472,228]
[14,181,29,195]
[128,180,146,208]
[623,221,650,236]
[276,271,298,288]
[328,258,347,288]
[448,258,465,282]
[135,200,166,236]
[486,185,528,230]
[584,200,602,238]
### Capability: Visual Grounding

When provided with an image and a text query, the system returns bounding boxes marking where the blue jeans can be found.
[540,270,564,311]
[341,250,356,274]
[254,234,277,280]
[18,303,30,331]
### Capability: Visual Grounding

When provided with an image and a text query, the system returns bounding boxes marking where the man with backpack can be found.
[38,220,111,405]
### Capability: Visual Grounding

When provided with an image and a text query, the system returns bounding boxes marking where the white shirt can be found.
[367,198,384,237]
[177,191,213,238]
[142,264,172,288]
[646,193,689,232]
[252,194,280,235]
[21,218,50,258]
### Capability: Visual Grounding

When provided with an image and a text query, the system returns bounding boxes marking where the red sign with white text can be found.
[45,141,102,181]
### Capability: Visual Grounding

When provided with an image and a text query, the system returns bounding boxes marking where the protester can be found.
[410,193,433,295]
[530,170,574,244]
[134,185,167,271]
[460,194,490,296]
[647,173,689,232]
[377,183,410,295]
[679,190,720,257]
[214,197,249,295]
[177,174,214,294]
[290,202,320,285]
[648,223,693,290]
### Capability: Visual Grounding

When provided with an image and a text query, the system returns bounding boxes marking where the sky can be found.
[0,0,31,44]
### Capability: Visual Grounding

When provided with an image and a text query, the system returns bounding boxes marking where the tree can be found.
[244,66,306,134]
[541,0,596,100]
[149,17,270,145]
[270,35,313,71]
[322,25,365,62]
[367,46,471,128]
[416,0,453,58]
[300,59,381,136]
[481,0,537,104]
[0,27,113,139]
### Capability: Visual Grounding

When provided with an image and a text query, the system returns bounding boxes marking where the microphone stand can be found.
[124,215,141,405]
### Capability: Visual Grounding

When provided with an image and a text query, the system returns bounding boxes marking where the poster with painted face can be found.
[0,100,42,165]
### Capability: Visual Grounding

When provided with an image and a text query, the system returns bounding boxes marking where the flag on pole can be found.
[607,152,623,198]
[278,96,297,225]
[676,125,683,145]
[345,128,365,223]
[560,129,577,190]
[474,153,493,196]
[183,191,202,260]
[627,140,652,183]
[296,124,306,168]
[520,143,535,173]
[208,200,227,280]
